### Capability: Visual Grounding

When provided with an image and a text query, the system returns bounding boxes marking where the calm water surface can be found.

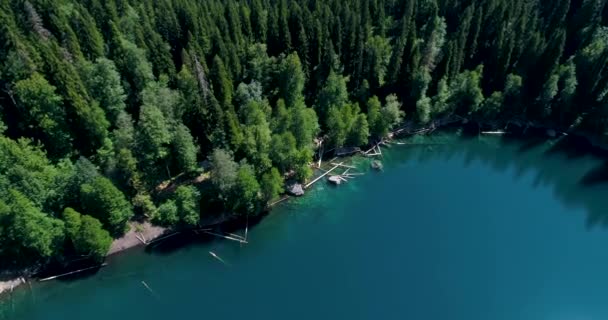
[3,133,608,320]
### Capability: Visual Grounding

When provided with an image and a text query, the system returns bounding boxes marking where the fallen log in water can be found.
[203,230,248,243]
[209,251,229,266]
[304,162,343,188]
[331,162,356,169]
[39,263,108,282]
[141,281,160,300]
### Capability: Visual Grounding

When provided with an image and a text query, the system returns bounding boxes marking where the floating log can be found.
[269,195,290,206]
[147,231,181,247]
[39,263,108,282]
[141,281,160,300]
[227,232,246,240]
[304,162,342,188]
[209,251,229,266]
[203,231,248,244]
[363,143,381,155]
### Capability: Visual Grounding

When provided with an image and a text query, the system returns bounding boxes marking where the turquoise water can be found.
[4,134,608,320]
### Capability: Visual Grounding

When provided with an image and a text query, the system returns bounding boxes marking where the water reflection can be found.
[395,132,608,229]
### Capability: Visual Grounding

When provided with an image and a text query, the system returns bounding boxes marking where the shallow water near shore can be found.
[4,133,608,320]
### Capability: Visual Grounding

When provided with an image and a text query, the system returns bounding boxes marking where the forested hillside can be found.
[0,0,607,269]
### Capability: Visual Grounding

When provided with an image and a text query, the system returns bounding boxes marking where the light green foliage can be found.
[137,104,172,168]
[235,81,264,107]
[382,95,404,130]
[13,73,71,156]
[315,70,349,126]
[290,100,319,149]
[422,16,447,71]
[1,0,607,271]
[80,176,133,236]
[369,95,404,138]
[141,78,181,121]
[63,207,82,240]
[175,185,201,227]
[116,38,155,97]
[113,111,136,150]
[416,96,432,124]
[270,132,298,172]
[0,136,62,210]
[326,106,348,147]
[245,44,274,84]
[155,200,178,227]
[76,215,112,261]
[210,149,239,194]
[260,168,284,203]
[432,77,450,115]
[348,114,370,147]
[327,103,369,148]
[172,124,199,173]
[240,100,272,171]
[2,189,64,261]
[279,53,305,108]
[63,207,111,261]
[365,35,392,88]
[132,193,157,218]
[233,163,261,214]
[539,73,560,117]
[481,92,504,117]
[83,58,127,124]
[449,65,485,114]
[558,60,578,105]
[367,96,383,137]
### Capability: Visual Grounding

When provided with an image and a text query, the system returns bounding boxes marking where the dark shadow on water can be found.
[579,161,608,187]
[33,258,106,283]
[144,212,268,256]
[402,130,608,230]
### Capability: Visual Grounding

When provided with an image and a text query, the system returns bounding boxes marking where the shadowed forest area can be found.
[0,0,607,271]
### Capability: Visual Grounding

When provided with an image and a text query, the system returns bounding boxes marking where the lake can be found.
[3,132,608,320]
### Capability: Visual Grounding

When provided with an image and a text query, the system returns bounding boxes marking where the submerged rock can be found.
[286,183,304,196]
[371,160,383,171]
[328,175,342,185]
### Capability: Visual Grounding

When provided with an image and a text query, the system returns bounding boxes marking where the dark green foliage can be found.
[1,0,607,271]
[80,176,133,236]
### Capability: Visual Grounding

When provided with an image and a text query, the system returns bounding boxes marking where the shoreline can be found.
[0,222,168,297]
[0,214,239,297]
[3,119,607,298]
